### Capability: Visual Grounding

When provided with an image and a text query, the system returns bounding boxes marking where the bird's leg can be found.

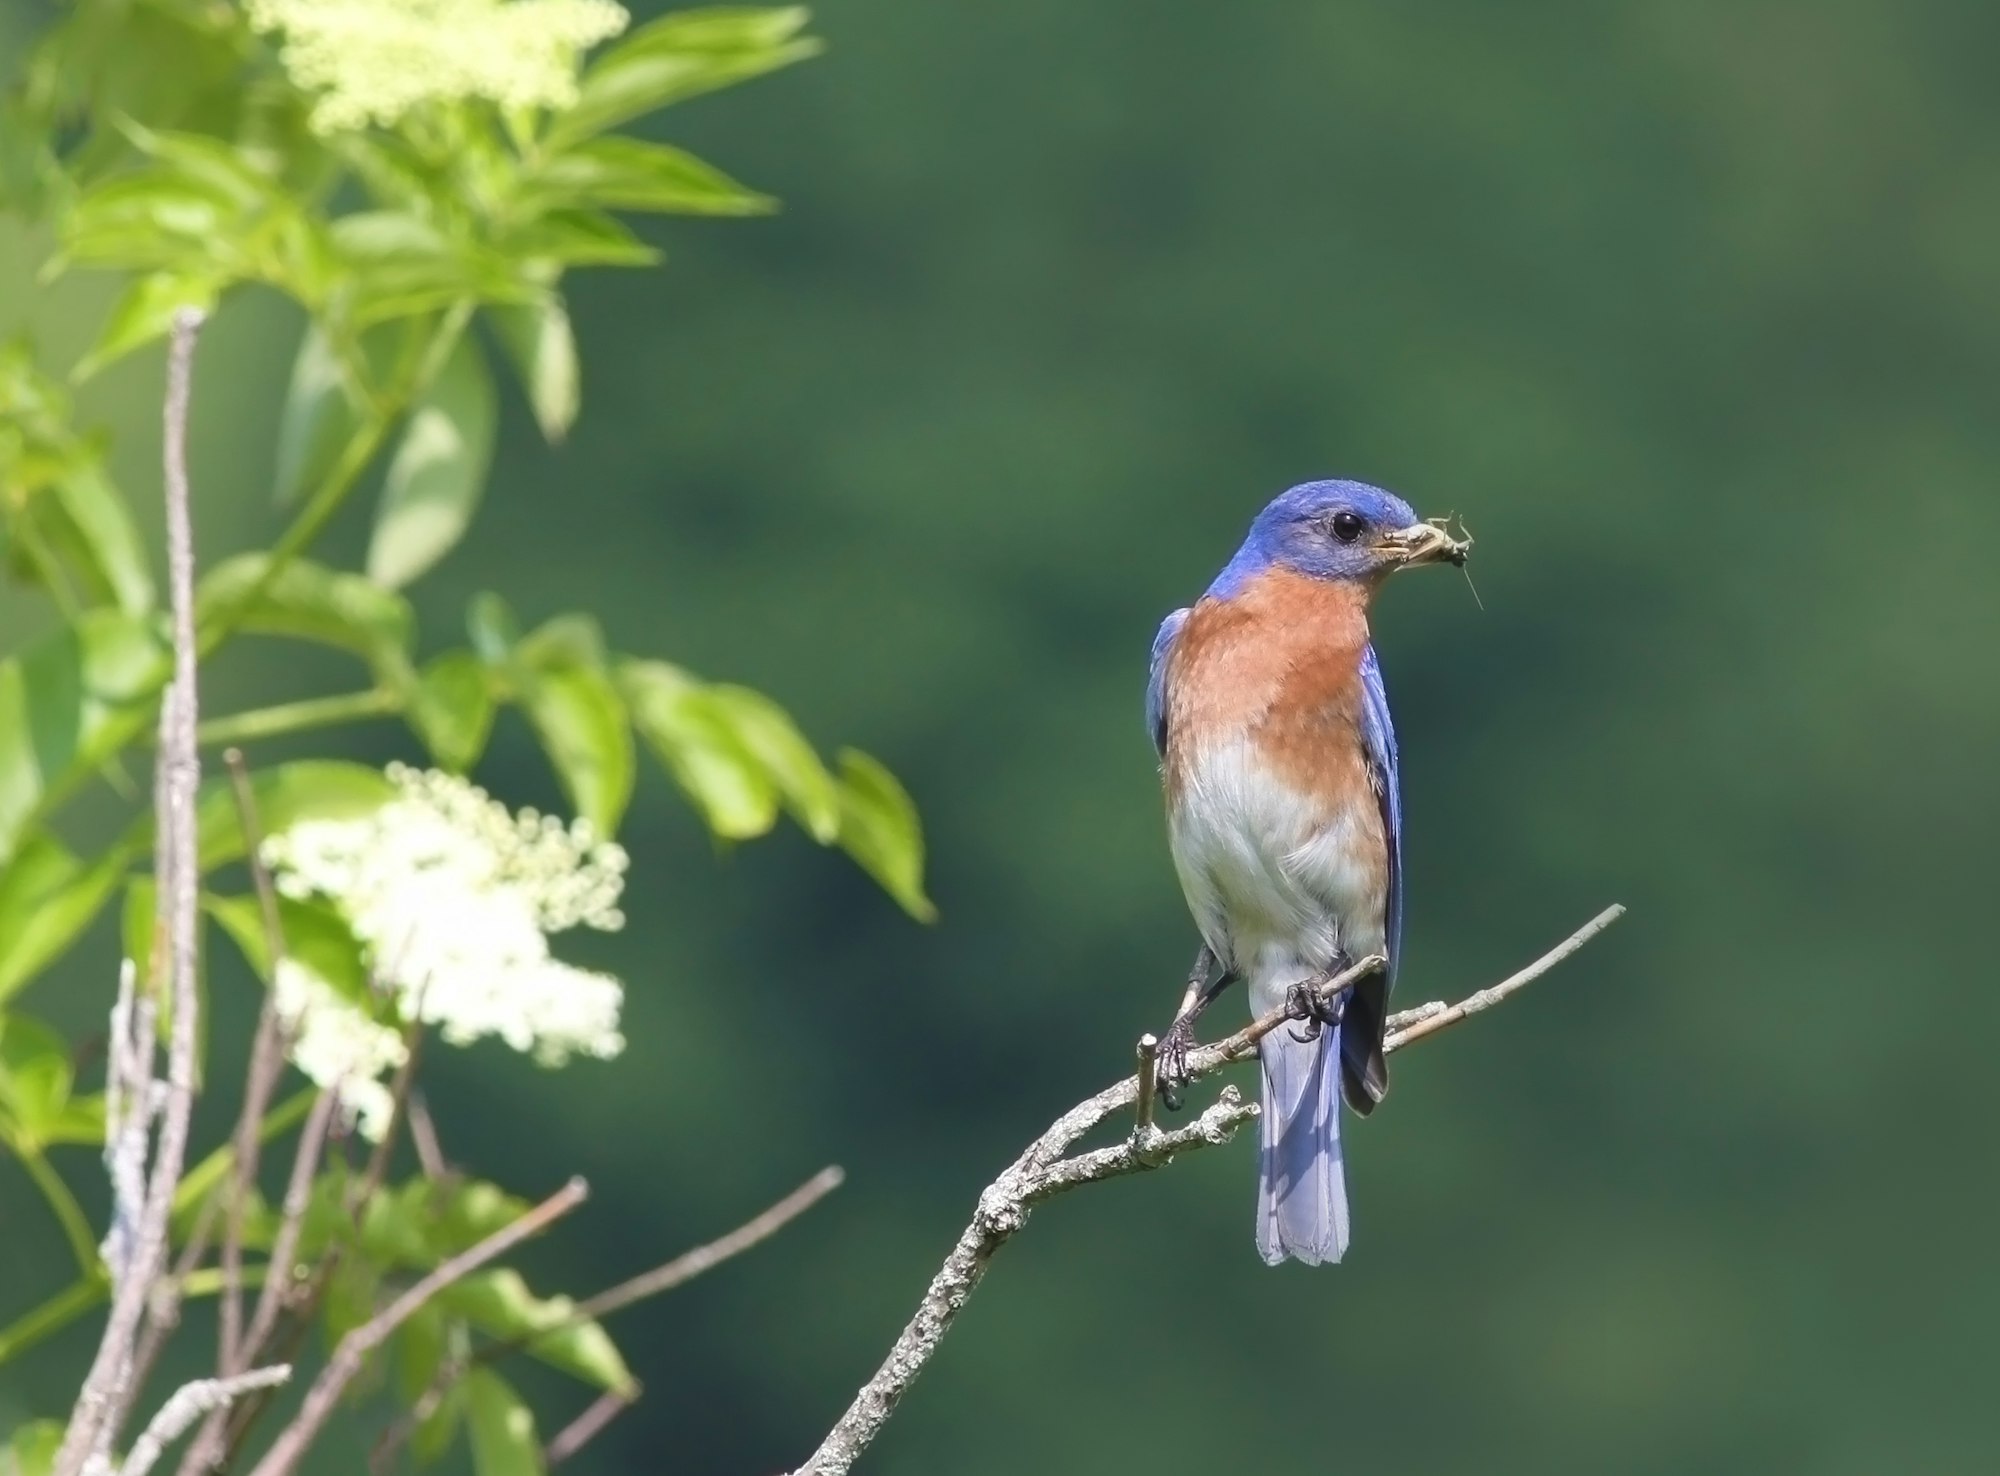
[1157,946,1236,1111]
[1286,951,1356,1043]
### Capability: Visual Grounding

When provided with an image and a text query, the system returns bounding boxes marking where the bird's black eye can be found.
[1330,511,1365,543]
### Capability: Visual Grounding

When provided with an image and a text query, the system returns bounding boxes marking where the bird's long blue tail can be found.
[1256,1021,1350,1266]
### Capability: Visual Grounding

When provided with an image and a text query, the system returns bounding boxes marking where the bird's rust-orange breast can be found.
[1164,567,1380,818]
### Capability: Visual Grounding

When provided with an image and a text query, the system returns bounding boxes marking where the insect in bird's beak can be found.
[1379,518,1471,569]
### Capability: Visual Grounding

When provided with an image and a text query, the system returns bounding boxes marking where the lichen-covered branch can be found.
[792,904,1626,1476]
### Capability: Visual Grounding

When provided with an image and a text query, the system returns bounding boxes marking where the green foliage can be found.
[463,1369,543,1476]
[1,1420,60,1476]
[438,1269,635,1392]
[0,1014,104,1151]
[0,612,169,864]
[0,829,126,1002]
[0,340,156,614]
[367,327,497,590]
[0,0,924,1459]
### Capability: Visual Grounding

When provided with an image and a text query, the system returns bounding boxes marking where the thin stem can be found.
[173,1089,315,1218]
[194,688,400,749]
[11,1139,101,1277]
[0,1266,273,1370]
[217,748,296,1374]
[0,1275,108,1365]
[544,1390,634,1469]
[561,1167,843,1332]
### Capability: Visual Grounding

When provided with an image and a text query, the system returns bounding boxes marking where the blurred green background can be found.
[5,1,1999,1472]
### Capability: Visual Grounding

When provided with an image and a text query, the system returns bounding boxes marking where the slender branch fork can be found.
[790,903,1627,1476]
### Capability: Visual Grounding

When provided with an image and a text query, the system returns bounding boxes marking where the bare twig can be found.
[175,1090,339,1476]
[791,904,1626,1476]
[349,1012,426,1218]
[99,960,157,1286]
[238,1089,338,1366]
[55,307,208,1476]
[564,1165,844,1330]
[406,1091,449,1179]
[246,1177,590,1476]
[544,1389,635,1468]
[114,1366,291,1476]
[1133,1034,1160,1133]
[1382,906,1625,1051]
[218,745,298,1360]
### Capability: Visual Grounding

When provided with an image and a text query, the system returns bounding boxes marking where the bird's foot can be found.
[1155,1017,1199,1112]
[1285,977,1346,1044]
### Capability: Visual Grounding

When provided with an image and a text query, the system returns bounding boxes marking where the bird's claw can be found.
[1155,1019,1197,1112]
[1285,979,1344,1043]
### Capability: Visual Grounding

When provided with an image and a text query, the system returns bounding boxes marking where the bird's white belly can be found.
[1168,736,1385,1005]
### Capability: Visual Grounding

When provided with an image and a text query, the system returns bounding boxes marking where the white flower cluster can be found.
[245,0,630,134]
[274,959,407,1139]
[261,764,629,1136]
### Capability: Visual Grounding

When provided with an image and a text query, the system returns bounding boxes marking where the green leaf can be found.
[619,660,776,838]
[357,1176,532,1269]
[487,297,579,443]
[366,331,496,590]
[520,664,633,837]
[466,592,520,667]
[206,892,372,1003]
[3,1417,62,1476]
[0,1014,76,1148]
[58,171,245,275]
[835,748,934,920]
[515,613,606,672]
[272,322,360,507]
[43,462,156,615]
[396,1305,448,1404]
[197,553,415,685]
[410,650,495,773]
[0,611,170,865]
[464,1369,544,1476]
[121,874,158,988]
[72,271,218,381]
[705,685,839,841]
[413,1381,466,1467]
[529,138,773,216]
[550,6,822,147]
[332,213,532,324]
[438,1268,635,1393]
[322,1256,381,1348]
[0,829,129,1003]
[502,209,659,269]
[115,121,277,210]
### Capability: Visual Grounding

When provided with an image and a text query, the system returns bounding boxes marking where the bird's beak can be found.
[1379,519,1470,569]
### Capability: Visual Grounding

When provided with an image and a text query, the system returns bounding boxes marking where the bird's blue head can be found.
[1208,479,1467,598]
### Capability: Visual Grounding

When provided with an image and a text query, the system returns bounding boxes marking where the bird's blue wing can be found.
[1146,608,1190,758]
[1358,642,1403,982]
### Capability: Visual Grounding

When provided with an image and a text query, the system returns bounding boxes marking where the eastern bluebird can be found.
[1146,480,1466,1265]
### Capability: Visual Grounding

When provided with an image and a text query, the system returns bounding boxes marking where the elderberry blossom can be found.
[246,0,629,134]
[260,765,628,1136]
